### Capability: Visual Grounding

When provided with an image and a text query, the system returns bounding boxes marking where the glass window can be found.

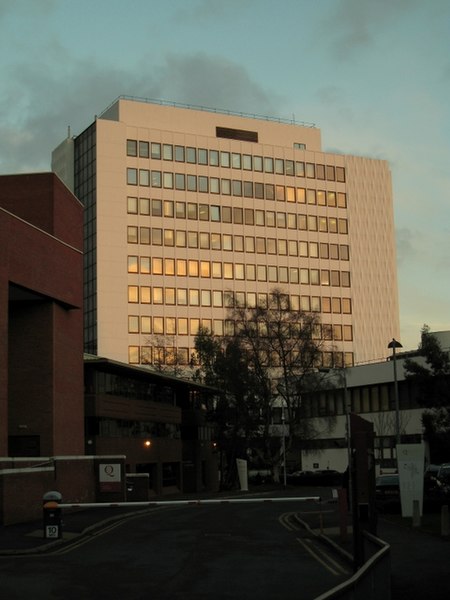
[233,207,243,224]
[141,316,152,334]
[164,229,174,246]
[174,145,185,162]
[331,271,340,286]
[187,203,198,219]
[339,219,348,234]
[186,147,196,163]
[317,190,326,206]
[140,257,150,273]
[257,265,267,281]
[166,317,176,334]
[199,204,209,220]
[235,264,245,280]
[127,196,138,214]
[187,231,198,248]
[176,201,186,218]
[245,236,255,252]
[165,259,175,275]
[128,256,138,273]
[164,200,174,218]
[221,179,231,195]
[210,178,220,194]
[151,143,161,159]
[246,264,256,280]
[128,346,140,364]
[128,285,139,303]
[139,197,150,214]
[187,174,197,191]
[209,149,219,166]
[254,182,264,199]
[308,215,317,231]
[162,144,173,161]
[178,318,188,334]
[243,181,253,198]
[152,199,162,216]
[175,173,185,190]
[128,315,140,333]
[223,263,233,279]
[306,163,315,178]
[152,257,163,274]
[189,289,200,306]
[127,139,137,156]
[199,176,209,193]
[288,240,298,256]
[316,164,325,180]
[336,167,346,183]
[141,286,150,303]
[296,188,306,203]
[199,231,209,250]
[256,237,266,253]
[163,172,173,189]
[151,228,162,245]
[190,318,200,335]
[326,165,335,181]
[198,148,208,165]
[242,154,252,170]
[127,168,137,185]
[341,271,351,287]
[201,290,211,306]
[265,184,275,200]
[177,288,188,305]
[211,233,221,249]
[234,236,244,251]
[231,153,241,169]
[210,205,220,221]
[176,230,186,247]
[223,234,233,250]
[253,155,263,171]
[267,238,276,254]
[139,141,149,158]
[212,262,222,278]
[337,193,347,208]
[127,226,138,244]
[200,260,210,277]
[264,157,274,173]
[295,161,305,177]
[151,171,161,187]
[188,260,199,276]
[220,151,230,168]
[275,158,284,174]
[290,268,299,283]
[153,316,164,333]
[319,217,328,232]
[176,260,187,276]
[276,185,285,201]
[232,180,242,196]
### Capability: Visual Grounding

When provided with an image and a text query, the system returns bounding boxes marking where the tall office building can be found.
[52,97,399,368]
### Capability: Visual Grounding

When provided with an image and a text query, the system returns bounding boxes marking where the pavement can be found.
[1,487,449,599]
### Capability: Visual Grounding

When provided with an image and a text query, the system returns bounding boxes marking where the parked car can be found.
[375,473,400,511]
[286,469,343,486]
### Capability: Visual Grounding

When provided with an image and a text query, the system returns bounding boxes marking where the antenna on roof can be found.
[68,125,71,138]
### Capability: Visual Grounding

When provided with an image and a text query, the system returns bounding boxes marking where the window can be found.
[186,147,196,163]
[140,257,150,273]
[127,196,138,214]
[128,315,139,333]
[175,145,185,162]
[231,153,241,169]
[162,144,173,161]
[141,316,152,334]
[127,168,137,185]
[127,226,138,244]
[306,163,315,178]
[220,151,230,168]
[128,286,139,303]
[128,256,138,273]
[151,171,161,187]
[128,346,140,364]
[151,143,161,159]
[198,148,208,165]
[175,173,185,190]
[127,139,137,156]
[209,150,219,166]
[152,199,162,216]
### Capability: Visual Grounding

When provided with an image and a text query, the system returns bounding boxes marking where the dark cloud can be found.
[323,0,422,60]
[0,51,278,174]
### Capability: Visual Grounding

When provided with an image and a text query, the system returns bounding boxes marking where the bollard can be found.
[43,491,63,540]
[441,505,449,537]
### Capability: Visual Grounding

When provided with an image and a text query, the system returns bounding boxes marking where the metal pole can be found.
[392,342,401,445]
[344,368,353,512]
[282,409,287,487]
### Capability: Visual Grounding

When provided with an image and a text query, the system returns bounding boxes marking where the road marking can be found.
[296,537,343,576]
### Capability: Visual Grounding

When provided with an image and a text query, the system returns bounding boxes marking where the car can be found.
[437,463,450,484]
[376,473,400,511]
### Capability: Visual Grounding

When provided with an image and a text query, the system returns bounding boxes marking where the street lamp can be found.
[388,338,403,445]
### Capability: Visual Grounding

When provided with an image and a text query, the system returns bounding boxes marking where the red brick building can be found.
[0,173,84,457]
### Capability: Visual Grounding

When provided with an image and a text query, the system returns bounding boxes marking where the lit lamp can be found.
[388,338,403,445]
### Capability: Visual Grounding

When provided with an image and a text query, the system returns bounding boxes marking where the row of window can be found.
[126,169,348,205]
[128,258,351,287]
[128,345,354,368]
[127,200,348,234]
[128,314,353,341]
[126,139,346,182]
[127,285,352,314]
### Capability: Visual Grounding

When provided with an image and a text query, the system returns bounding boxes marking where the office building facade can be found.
[53,97,399,368]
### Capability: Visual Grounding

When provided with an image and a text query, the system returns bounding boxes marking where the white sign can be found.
[236,458,248,492]
[397,443,425,518]
[99,463,121,482]
[45,525,59,538]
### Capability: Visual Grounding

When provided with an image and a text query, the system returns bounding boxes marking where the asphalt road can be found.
[0,499,350,599]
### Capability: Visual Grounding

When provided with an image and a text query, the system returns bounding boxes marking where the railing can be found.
[314,531,391,600]
[99,95,317,128]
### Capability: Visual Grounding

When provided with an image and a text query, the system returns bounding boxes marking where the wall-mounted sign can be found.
[99,463,122,492]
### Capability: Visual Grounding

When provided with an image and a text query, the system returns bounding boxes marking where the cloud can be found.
[0,50,279,174]
[323,0,422,59]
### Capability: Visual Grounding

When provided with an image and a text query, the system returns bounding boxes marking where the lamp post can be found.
[281,407,287,487]
[388,338,403,445]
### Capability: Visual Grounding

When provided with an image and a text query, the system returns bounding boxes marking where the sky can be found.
[0,0,449,354]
